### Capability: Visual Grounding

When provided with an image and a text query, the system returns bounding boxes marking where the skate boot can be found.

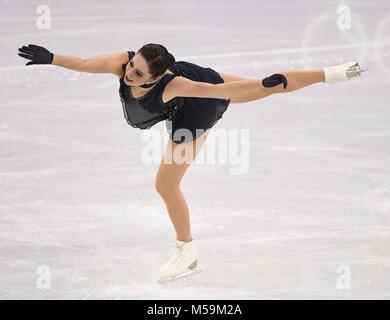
[159,239,201,283]
[323,61,368,84]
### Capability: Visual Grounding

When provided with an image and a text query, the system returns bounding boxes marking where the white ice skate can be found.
[323,61,368,84]
[158,239,201,284]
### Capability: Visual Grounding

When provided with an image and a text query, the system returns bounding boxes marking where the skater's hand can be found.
[262,73,288,89]
[18,44,54,66]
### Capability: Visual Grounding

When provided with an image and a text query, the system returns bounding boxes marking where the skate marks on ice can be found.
[158,268,203,285]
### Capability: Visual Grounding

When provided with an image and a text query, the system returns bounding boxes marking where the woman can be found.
[17,43,366,283]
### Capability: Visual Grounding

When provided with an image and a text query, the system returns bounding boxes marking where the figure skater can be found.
[17,43,367,283]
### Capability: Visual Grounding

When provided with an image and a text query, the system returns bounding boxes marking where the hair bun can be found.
[167,53,175,67]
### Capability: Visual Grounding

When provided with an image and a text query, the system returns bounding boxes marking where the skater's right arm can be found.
[52,52,128,76]
[18,44,128,77]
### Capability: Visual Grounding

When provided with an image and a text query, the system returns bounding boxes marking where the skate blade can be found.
[347,62,368,78]
[354,62,369,73]
[158,269,202,284]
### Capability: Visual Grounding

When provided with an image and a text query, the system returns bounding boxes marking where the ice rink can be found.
[1,0,390,299]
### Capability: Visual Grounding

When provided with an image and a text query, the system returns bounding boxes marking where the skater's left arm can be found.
[168,74,287,100]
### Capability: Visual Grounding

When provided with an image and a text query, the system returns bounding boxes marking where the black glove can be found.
[18,44,54,66]
[262,73,288,89]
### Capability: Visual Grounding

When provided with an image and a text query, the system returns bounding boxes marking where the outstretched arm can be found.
[52,52,128,75]
[18,44,128,77]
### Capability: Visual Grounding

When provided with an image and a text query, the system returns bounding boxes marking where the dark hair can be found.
[137,43,176,78]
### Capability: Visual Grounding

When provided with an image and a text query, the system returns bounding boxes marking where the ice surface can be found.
[1,0,390,299]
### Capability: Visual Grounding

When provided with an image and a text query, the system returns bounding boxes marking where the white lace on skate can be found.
[167,245,186,266]
[159,241,200,283]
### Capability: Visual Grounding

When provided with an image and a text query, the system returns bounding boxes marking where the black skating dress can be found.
[118,51,230,144]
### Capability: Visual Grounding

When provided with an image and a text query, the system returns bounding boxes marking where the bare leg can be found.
[276,69,325,93]
[155,129,211,242]
[220,70,325,104]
